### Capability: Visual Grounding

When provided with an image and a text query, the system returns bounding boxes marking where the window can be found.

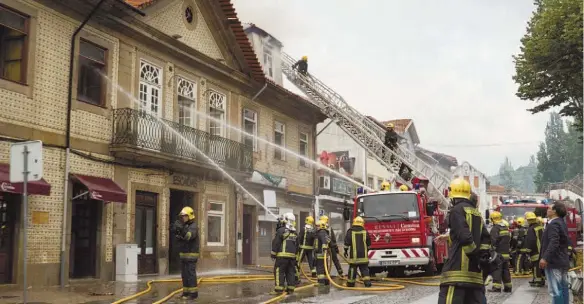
[208,90,226,136]
[139,60,162,116]
[177,77,196,127]
[357,193,420,220]
[473,176,479,188]
[263,47,273,78]
[77,40,107,106]
[274,121,285,160]
[207,202,225,246]
[377,179,383,191]
[0,6,29,84]
[184,6,194,23]
[299,132,308,167]
[243,108,257,151]
[367,177,374,188]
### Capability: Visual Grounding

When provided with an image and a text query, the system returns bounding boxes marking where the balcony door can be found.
[137,60,163,152]
[208,90,227,164]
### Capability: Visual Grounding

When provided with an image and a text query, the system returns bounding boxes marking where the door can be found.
[70,200,99,278]
[0,194,16,284]
[258,221,273,258]
[135,191,158,275]
[242,213,253,265]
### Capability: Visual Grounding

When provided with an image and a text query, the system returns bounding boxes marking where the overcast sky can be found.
[232,0,549,176]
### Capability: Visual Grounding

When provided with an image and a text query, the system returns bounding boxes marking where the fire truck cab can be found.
[349,178,448,277]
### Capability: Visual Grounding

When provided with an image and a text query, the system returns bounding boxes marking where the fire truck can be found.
[494,198,580,246]
[347,177,448,277]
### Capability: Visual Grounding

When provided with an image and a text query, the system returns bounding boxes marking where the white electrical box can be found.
[237,239,243,253]
[116,244,139,282]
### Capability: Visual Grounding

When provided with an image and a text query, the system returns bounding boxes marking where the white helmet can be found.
[284,213,296,231]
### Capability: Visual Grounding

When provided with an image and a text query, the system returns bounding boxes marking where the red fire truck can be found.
[348,178,449,277]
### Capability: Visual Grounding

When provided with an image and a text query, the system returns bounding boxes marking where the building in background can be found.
[452,161,489,216]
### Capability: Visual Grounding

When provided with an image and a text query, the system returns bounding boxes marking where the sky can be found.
[231,0,550,176]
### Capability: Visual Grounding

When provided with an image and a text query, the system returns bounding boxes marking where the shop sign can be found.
[171,174,199,188]
[331,177,353,196]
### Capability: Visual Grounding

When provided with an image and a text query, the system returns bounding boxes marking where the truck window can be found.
[358,193,419,220]
[499,207,531,219]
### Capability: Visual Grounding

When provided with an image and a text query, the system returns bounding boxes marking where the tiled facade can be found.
[0,0,321,287]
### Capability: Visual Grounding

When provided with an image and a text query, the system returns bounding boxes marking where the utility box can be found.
[116,244,138,282]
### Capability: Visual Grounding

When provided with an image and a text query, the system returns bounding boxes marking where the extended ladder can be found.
[281,53,452,203]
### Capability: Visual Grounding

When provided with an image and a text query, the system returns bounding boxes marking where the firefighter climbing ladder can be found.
[281,53,452,203]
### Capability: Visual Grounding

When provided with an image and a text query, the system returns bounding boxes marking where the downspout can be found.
[313,124,319,218]
[61,0,107,289]
[235,82,267,268]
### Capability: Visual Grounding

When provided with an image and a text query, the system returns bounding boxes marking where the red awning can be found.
[0,163,51,196]
[71,174,127,203]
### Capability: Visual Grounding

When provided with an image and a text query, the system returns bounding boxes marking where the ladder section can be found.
[281,53,452,202]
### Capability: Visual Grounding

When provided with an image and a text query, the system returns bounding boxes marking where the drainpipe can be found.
[251,83,268,102]
[61,0,107,289]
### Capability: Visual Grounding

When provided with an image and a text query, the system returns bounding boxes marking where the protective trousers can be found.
[296,249,315,282]
[274,257,296,293]
[515,251,529,274]
[531,260,544,284]
[329,248,344,276]
[181,260,198,296]
[438,285,485,304]
[492,258,512,291]
[315,255,329,285]
[346,263,371,287]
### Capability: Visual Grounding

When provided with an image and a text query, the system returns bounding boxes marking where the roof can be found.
[243,23,284,47]
[125,0,155,8]
[487,185,506,192]
[416,146,458,167]
[382,119,412,134]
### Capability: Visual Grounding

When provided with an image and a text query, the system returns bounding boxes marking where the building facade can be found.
[0,0,320,287]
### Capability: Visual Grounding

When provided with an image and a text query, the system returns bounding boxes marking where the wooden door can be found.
[242,213,253,265]
[135,191,158,275]
[70,200,98,278]
[0,195,16,284]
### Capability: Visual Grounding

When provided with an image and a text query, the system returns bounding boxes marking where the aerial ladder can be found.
[281,53,452,205]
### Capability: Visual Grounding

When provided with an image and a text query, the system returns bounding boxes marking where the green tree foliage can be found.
[563,122,584,179]
[513,0,583,134]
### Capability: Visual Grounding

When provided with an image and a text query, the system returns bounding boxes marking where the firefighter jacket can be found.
[271,226,297,259]
[314,228,331,259]
[525,223,543,262]
[344,225,371,264]
[440,199,491,288]
[512,227,527,252]
[291,60,307,73]
[174,220,200,261]
[384,130,399,146]
[298,225,315,250]
[490,222,511,260]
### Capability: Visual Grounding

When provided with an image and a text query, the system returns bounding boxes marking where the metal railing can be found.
[546,174,584,196]
[111,108,253,172]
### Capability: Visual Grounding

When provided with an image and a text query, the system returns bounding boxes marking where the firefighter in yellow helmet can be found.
[296,216,316,281]
[172,206,200,300]
[438,178,490,304]
[513,217,530,275]
[524,212,544,287]
[399,184,409,191]
[488,211,512,292]
[319,215,344,277]
[292,56,308,75]
[383,122,399,161]
[344,216,372,287]
[380,181,391,191]
[313,220,331,285]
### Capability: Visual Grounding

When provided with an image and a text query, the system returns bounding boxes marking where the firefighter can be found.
[343,216,372,287]
[438,178,491,304]
[399,185,409,191]
[383,122,399,161]
[525,212,544,287]
[314,220,331,285]
[513,217,529,275]
[271,213,298,295]
[296,216,316,281]
[291,56,308,75]
[319,215,344,277]
[172,206,200,300]
[380,180,391,191]
[488,211,512,292]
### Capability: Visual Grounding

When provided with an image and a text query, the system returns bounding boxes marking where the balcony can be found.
[111,108,253,173]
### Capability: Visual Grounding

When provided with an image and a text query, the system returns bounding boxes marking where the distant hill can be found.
[488,163,537,193]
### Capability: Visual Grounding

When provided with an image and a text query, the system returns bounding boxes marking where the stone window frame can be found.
[298,129,310,169]
[181,0,198,31]
[0,0,38,98]
[133,50,167,117]
[206,88,227,137]
[206,201,225,247]
[242,107,258,152]
[273,120,286,162]
[176,75,198,128]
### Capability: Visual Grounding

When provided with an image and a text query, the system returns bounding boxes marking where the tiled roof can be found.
[382,119,412,134]
[416,146,458,166]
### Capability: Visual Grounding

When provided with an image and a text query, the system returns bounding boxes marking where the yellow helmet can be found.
[316,220,327,229]
[301,55,308,61]
[319,215,329,224]
[305,216,314,225]
[516,217,526,226]
[179,206,195,221]
[399,185,408,191]
[352,216,365,226]
[525,212,537,221]
[490,211,502,222]
[380,181,391,191]
[386,122,394,128]
[448,178,471,200]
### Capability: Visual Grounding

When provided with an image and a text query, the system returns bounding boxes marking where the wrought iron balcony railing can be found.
[111,108,253,173]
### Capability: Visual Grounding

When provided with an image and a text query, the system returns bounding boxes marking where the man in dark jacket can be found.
[540,201,571,304]
[291,56,308,75]
[173,206,200,300]
[344,216,372,287]
[438,178,491,304]
[271,213,298,295]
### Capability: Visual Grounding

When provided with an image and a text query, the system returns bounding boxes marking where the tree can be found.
[513,0,583,135]
[499,157,517,191]
[534,142,550,191]
[563,121,584,179]
[544,112,568,182]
